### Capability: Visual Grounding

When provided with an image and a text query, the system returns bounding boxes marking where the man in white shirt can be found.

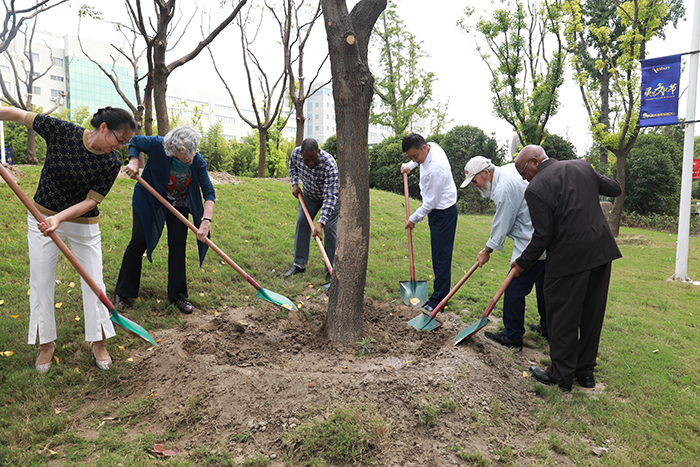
[462,156,547,350]
[400,133,458,312]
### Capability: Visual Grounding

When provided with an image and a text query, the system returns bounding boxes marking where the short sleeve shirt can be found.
[29,113,122,223]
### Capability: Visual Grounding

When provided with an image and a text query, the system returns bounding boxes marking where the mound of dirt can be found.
[80,290,599,466]
[0,164,27,183]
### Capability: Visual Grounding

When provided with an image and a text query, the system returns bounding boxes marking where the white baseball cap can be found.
[460,156,493,188]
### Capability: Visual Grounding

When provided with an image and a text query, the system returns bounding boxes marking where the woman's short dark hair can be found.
[402,132,426,153]
[90,107,137,133]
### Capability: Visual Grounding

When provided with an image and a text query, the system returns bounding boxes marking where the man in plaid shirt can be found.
[283,138,339,282]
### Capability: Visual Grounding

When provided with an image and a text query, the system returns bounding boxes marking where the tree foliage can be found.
[625,133,681,216]
[460,0,566,146]
[370,0,435,135]
[563,0,679,235]
[540,131,578,160]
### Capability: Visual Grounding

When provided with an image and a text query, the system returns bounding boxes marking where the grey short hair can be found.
[163,125,201,161]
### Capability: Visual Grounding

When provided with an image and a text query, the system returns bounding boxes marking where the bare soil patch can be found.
[76,289,603,466]
[0,164,27,183]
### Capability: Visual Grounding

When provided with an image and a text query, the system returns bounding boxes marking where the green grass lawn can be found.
[0,165,699,466]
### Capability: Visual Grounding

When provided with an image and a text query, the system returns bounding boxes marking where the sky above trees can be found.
[39,0,696,156]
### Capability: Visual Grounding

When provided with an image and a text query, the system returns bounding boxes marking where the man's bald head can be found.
[515,145,548,182]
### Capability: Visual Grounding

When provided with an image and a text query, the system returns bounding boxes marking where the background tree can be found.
[564,0,674,235]
[269,0,330,146]
[0,17,65,164]
[199,121,233,172]
[460,0,567,147]
[127,0,247,136]
[574,0,683,169]
[321,0,386,343]
[370,0,434,135]
[0,1,67,54]
[624,133,681,215]
[540,131,578,160]
[210,2,288,177]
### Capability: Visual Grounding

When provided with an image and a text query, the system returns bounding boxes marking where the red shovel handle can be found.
[482,268,517,318]
[134,174,262,291]
[0,164,116,312]
[298,194,332,275]
[427,260,480,319]
[403,172,416,281]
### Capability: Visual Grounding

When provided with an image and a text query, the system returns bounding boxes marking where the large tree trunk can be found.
[599,69,610,167]
[26,127,38,165]
[257,128,267,178]
[294,101,305,147]
[610,149,628,237]
[322,0,386,343]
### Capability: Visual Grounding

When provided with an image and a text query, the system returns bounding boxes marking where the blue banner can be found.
[640,54,681,127]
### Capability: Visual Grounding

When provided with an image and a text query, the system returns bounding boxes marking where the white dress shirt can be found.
[406,142,457,224]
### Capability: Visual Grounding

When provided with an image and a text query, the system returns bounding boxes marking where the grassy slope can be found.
[0,165,698,466]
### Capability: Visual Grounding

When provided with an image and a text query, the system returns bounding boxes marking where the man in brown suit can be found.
[512,145,622,392]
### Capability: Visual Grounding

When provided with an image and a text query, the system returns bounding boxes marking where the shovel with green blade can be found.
[0,164,157,346]
[407,261,480,331]
[399,172,428,307]
[453,268,516,345]
[134,174,297,311]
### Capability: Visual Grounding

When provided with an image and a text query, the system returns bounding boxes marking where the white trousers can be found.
[27,213,115,345]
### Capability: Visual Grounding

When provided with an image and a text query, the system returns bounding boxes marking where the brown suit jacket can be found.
[515,159,622,278]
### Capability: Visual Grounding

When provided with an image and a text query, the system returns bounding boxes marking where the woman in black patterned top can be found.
[0,106,137,373]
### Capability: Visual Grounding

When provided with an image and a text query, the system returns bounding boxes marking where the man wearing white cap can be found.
[462,156,547,350]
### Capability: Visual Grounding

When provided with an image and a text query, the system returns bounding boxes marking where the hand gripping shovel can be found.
[0,164,156,345]
[399,172,428,307]
[453,268,517,345]
[298,194,332,290]
[407,261,480,331]
[134,174,296,311]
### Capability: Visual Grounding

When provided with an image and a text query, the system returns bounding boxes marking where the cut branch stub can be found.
[346,34,356,45]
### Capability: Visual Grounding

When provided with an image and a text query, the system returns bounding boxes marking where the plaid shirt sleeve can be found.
[289,147,302,186]
[318,152,339,225]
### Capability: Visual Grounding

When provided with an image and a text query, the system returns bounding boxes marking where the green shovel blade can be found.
[256,288,297,311]
[110,309,157,346]
[400,280,428,307]
[453,317,490,345]
[407,312,442,331]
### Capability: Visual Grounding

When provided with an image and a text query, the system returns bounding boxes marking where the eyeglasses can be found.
[518,158,533,176]
[110,129,129,148]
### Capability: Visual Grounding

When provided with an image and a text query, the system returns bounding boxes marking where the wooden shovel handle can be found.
[298,194,332,275]
[134,174,262,290]
[0,164,115,312]
[428,261,480,319]
[403,172,416,281]
[482,268,517,318]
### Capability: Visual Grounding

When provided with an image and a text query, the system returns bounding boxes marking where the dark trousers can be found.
[503,259,546,340]
[293,193,338,272]
[543,262,612,385]
[115,206,189,301]
[427,204,458,307]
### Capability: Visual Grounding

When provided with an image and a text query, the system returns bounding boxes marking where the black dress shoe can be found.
[530,366,571,392]
[484,331,523,350]
[172,298,194,314]
[422,303,434,312]
[576,374,596,388]
[283,265,305,278]
[528,324,549,340]
[114,294,129,307]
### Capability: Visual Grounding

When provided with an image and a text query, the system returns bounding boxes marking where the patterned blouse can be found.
[28,113,122,223]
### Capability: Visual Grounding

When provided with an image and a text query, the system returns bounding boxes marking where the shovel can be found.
[407,261,480,331]
[298,194,332,290]
[399,172,428,307]
[0,164,156,346]
[134,174,297,311]
[453,268,517,345]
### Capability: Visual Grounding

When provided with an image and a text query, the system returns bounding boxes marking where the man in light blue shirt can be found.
[401,133,458,312]
[462,156,547,350]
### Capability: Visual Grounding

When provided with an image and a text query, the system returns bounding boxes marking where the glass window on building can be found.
[0,65,9,73]
[315,126,319,131]
[53,58,63,66]
[33,86,41,96]
[50,75,64,82]
[31,52,39,62]
[315,102,319,107]
[4,81,10,90]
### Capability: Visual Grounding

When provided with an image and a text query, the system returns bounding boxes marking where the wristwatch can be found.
[484,246,493,253]
[201,217,211,222]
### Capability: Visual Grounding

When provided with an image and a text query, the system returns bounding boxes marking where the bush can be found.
[540,131,578,161]
[624,134,681,216]
[621,211,700,235]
